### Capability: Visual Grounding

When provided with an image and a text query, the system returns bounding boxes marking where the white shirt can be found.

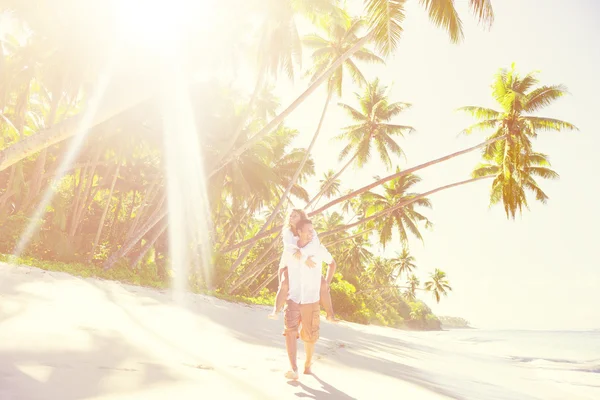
[287,240,333,305]
[279,227,321,269]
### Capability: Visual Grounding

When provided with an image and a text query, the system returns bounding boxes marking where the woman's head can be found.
[288,209,307,229]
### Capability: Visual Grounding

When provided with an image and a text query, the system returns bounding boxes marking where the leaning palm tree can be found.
[364,171,431,247]
[473,149,559,218]
[460,63,577,160]
[459,63,577,218]
[424,268,452,303]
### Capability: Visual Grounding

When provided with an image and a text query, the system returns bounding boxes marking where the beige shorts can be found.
[283,300,320,343]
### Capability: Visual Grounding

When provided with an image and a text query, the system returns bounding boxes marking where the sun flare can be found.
[115,0,215,51]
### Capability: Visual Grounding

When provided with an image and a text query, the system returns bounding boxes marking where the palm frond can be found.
[468,0,494,27]
[523,116,578,132]
[461,119,501,135]
[344,58,367,86]
[524,84,569,112]
[458,106,501,120]
[302,33,329,48]
[419,0,463,43]
[472,163,499,178]
[525,166,559,180]
[365,0,407,57]
[352,48,385,64]
[339,102,367,121]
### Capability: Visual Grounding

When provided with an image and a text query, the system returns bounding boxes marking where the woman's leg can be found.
[276,268,290,312]
[269,268,290,318]
[319,277,337,322]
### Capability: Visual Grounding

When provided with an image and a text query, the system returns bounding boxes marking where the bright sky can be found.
[274,0,600,330]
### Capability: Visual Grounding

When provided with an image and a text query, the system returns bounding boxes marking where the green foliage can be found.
[0,254,168,289]
[439,316,472,329]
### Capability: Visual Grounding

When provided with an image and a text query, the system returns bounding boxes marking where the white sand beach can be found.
[0,263,598,400]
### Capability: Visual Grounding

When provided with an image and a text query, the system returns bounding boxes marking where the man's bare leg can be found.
[303,341,315,374]
[285,333,299,379]
[268,269,289,319]
[319,277,337,322]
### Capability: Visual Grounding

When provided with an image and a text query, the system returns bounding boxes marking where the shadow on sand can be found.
[288,373,358,400]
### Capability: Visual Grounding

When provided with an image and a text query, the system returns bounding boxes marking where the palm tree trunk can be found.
[221,135,506,254]
[23,95,60,212]
[103,208,167,270]
[131,221,168,269]
[310,136,505,216]
[225,87,335,275]
[70,164,88,231]
[220,204,256,248]
[126,183,161,241]
[209,34,371,178]
[69,148,101,238]
[88,155,122,263]
[322,227,376,247]
[0,82,31,212]
[250,265,279,297]
[230,253,280,294]
[319,176,494,239]
[225,231,282,289]
[0,165,16,212]
[128,190,138,221]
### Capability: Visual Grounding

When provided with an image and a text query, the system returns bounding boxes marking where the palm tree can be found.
[318,170,342,199]
[404,274,420,302]
[365,171,432,247]
[338,234,373,278]
[303,16,384,96]
[459,63,577,218]
[472,150,559,218]
[424,268,452,303]
[391,247,417,280]
[336,78,414,170]
[365,256,395,287]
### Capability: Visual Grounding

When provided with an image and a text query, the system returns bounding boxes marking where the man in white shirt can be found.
[282,218,336,380]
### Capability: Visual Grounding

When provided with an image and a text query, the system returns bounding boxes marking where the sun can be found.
[115,0,214,51]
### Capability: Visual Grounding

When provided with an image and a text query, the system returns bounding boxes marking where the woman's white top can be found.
[279,227,321,270]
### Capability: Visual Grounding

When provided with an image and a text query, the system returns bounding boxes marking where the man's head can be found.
[296,218,313,242]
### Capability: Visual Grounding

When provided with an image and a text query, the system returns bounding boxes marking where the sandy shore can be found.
[0,263,596,400]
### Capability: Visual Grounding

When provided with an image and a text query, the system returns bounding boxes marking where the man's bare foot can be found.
[285,369,299,380]
[326,315,339,323]
[268,312,278,320]
[303,364,312,375]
